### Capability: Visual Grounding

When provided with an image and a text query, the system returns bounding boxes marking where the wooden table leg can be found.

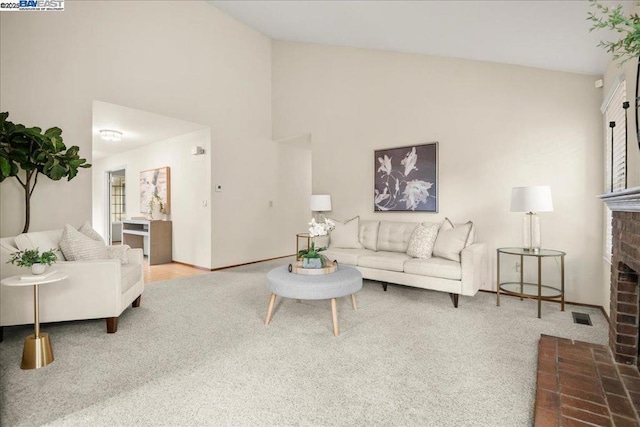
[331,298,339,336]
[265,293,276,325]
[351,294,357,310]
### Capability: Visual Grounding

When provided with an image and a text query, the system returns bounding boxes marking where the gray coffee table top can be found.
[267,265,363,300]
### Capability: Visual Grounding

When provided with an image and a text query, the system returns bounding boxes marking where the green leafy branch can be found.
[588,0,640,64]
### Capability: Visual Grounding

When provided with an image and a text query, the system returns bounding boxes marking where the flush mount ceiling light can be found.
[99,129,123,142]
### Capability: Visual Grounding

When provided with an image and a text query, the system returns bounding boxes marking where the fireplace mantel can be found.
[599,187,640,212]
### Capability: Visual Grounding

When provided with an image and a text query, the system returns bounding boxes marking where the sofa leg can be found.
[132,295,142,308]
[106,317,118,333]
[0,326,3,342]
[382,282,388,292]
[450,293,459,308]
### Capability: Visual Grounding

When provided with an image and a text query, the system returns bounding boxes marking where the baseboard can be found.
[210,254,294,272]
[478,289,606,317]
[170,260,211,271]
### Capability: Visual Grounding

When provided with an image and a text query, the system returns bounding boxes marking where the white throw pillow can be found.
[432,219,473,262]
[406,223,440,259]
[79,221,105,244]
[442,218,475,247]
[59,224,110,261]
[329,216,363,249]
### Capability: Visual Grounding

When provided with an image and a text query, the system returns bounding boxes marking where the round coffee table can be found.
[264,265,363,336]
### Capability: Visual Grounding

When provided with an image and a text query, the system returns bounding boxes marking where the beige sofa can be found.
[0,229,144,340]
[323,220,487,307]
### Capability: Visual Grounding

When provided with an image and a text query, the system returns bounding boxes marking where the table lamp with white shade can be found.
[510,186,553,253]
[310,194,332,221]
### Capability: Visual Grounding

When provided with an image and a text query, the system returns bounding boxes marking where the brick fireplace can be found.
[602,190,640,366]
[531,189,640,425]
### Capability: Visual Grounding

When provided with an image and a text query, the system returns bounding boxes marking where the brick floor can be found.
[535,335,640,426]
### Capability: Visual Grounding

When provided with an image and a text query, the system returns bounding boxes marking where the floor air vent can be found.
[572,312,592,326]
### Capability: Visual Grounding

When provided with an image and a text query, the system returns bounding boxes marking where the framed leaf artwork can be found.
[374,142,438,212]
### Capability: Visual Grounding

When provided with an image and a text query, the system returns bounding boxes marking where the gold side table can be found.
[496,247,565,319]
[296,233,311,260]
[1,271,68,369]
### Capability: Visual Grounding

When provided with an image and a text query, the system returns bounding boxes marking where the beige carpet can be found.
[0,258,608,426]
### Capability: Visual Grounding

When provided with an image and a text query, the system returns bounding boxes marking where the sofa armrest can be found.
[460,243,487,296]
[126,247,144,265]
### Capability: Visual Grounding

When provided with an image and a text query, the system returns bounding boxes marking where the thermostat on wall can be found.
[191,146,205,155]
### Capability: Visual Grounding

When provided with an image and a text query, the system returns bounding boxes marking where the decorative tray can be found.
[288,260,338,275]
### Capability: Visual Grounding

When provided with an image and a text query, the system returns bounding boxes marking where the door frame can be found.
[104,165,127,245]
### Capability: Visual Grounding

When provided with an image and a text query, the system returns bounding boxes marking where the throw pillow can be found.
[442,217,475,247]
[79,221,105,244]
[432,219,473,262]
[406,223,440,259]
[59,224,110,261]
[329,216,363,249]
[107,245,131,265]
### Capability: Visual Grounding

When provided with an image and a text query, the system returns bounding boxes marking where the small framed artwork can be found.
[374,142,438,212]
[140,167,171,214]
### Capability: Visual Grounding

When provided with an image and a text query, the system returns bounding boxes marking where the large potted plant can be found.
[0,112,91,232]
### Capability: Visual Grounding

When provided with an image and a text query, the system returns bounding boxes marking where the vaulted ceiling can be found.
[211,0,631,75]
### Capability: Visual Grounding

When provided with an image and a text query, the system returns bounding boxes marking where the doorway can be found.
[107,168,126,245]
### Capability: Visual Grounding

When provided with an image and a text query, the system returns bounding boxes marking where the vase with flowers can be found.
[298,217,335,268]
[147,191,165,220]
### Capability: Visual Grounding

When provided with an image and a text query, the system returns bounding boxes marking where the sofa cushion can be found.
[404,257,462,280]
[121,263,142,293]
[323,248,374,266]
[406,223,439,259]
[329,216,363,249]
[15,229,65,260]
[359,221,380,251]
[357,251,412,272]
[59,225,110,261]
[79,221,105,243]
[376,221,418,253]
[433,220,473,262]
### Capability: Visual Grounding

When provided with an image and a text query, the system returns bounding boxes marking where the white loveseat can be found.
[323,219,487,307]
[0,229,144,340]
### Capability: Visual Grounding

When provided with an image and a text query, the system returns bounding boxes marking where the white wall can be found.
[92,129,212,269]
[0,1,301,268]
[273,41,604,305]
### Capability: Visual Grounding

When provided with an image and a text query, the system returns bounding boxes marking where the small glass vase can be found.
[31,263,47,275]
[302,257,323,269]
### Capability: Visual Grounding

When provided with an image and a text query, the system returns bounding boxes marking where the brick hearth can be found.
[534,335,640,426]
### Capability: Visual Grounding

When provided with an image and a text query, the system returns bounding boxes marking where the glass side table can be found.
[496,247,565,318]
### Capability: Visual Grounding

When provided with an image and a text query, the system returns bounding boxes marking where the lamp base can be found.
[523,212,541,252]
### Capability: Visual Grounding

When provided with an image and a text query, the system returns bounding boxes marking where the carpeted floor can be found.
[0,258,608,426]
